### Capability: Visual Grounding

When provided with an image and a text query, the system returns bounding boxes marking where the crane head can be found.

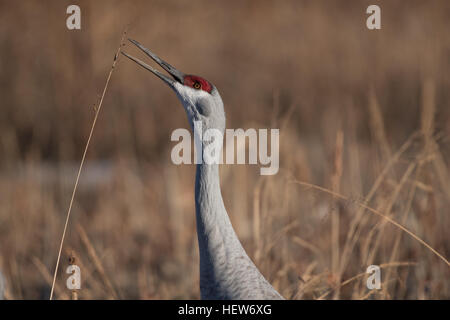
[122,39,225,135]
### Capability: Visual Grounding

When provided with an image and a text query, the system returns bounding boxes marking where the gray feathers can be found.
[180,86,284,300]
[195,163,283,300]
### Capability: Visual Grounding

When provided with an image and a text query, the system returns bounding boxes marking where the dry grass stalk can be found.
[358,161,417,296]
[76,224,119,299]
[252,178,264,264]
[368,86,392,161]
[32,257,69,300]
[331,129,343,299]
[421,78,450,200]
[383,167,420,297]
[364,162,417,265]
[290,180,450,267]
[338,132,419,277]
[421,78,435,144]
[49,29,127,300]
[377,83,441,290]
[318,262,416,300]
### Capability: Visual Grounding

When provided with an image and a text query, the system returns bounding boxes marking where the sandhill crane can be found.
[122,39,284,300]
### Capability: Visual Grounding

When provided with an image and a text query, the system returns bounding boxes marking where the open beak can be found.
[121,39,185,88]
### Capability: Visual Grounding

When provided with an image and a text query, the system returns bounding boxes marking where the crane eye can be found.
[193,82,201,89]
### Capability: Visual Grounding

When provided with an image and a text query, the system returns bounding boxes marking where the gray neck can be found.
[195,162,240,261]
[194,162,283,300]
[195,161,246,297]
[193,136,283,300]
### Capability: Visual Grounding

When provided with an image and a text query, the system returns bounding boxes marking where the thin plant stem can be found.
[49,29,127,300]
[290,180,450,267]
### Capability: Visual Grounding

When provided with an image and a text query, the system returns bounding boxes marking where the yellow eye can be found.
[193,82,201,89]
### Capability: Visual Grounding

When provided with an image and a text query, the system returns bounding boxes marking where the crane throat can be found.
[171,121,279,175]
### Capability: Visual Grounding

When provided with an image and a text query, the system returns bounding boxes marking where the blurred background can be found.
[0,0,449,299]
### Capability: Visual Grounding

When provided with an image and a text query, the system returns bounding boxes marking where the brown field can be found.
[0,0,449,299]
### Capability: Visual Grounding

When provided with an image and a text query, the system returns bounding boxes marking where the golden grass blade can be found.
[317,262,417,299]
[368,86,392,161]
[32,257,69,300]
[290,180,450,267]
[364,161,416,267]
[49,29,127,300]
[76,224,119,299]
[339,132,419,275]
[330,130,343,299]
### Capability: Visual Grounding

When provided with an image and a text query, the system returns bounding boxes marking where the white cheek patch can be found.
[173,83,210,114]
[173,83,200,124]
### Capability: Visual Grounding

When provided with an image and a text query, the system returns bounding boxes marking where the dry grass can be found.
[0,0,449,299]
[49,28,127,300]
